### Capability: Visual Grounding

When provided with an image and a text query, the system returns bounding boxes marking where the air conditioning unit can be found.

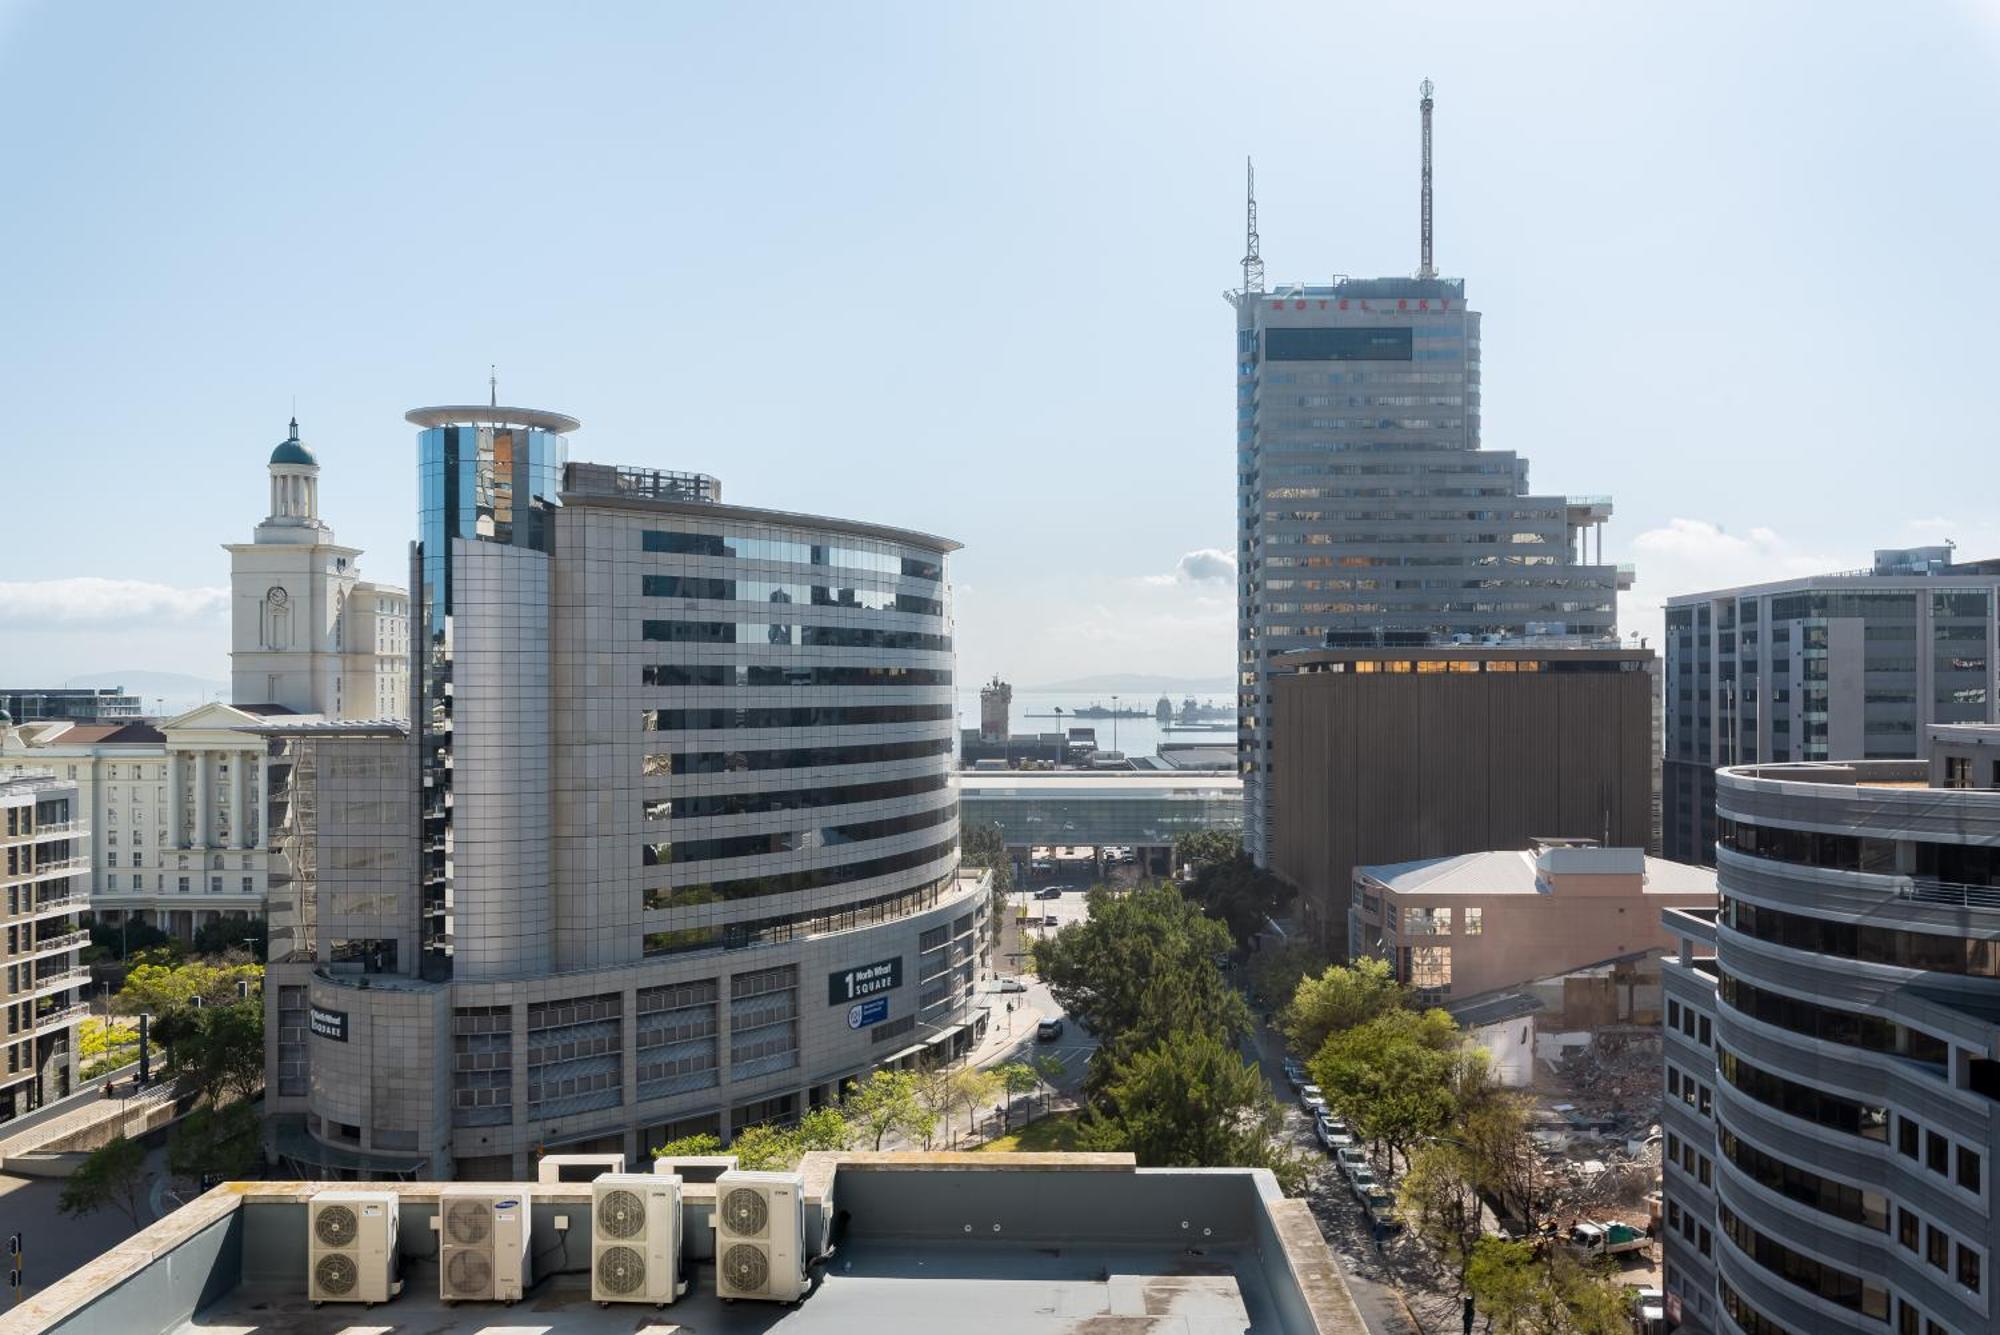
[437,1185,531,1304]
[308,1190,400,1306]
[712,1169,807,1303]
[591,1172,685,1306]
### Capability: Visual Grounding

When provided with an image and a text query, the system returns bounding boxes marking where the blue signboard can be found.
[847,996,891,1030]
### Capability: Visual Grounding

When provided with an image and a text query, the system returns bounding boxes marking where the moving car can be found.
[1037,1017,1065,1041]
[1298,1084,1327,1112]
[995,978,1027,993]
[1035,887,1064,899]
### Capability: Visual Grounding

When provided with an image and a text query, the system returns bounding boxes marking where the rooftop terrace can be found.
[14,1153,1361,1335]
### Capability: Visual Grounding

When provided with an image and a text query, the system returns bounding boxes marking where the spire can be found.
[489,365,498,408]
[288,415,299,441]
[1241,157,1264,295]
[1418,79,1436,281]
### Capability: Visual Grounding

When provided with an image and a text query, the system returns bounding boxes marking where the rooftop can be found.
[959,772,1244,796]
[404,404,582,434]
[14,1155,1362,1335]
[1356,847,1717,897]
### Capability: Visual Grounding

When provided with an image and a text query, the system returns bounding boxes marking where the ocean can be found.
[952,686,1236,760]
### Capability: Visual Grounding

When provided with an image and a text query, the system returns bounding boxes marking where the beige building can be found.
[1349,840,1714,1006]
[1,773,89,1124]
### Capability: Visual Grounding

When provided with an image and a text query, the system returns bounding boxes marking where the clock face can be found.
[267,586,289,607]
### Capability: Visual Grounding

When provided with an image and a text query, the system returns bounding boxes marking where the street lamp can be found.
[1111,694,1120,755]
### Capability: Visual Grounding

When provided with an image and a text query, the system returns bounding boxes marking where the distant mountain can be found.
[65,670,229,716]
[1026,673,1236,694]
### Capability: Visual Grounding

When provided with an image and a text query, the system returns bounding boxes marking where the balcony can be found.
[21,929,89,962]
[32,1002,90,1034]
[20,892,85,919]
[1899,879,2000,912]
[28,967,91,1001]
[25,820,84,838]
[24,856,90,879]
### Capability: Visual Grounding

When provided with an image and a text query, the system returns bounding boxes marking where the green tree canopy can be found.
[1032,882,1247,1082]
[1171,831,1293,947]
[112,960,264,1016]
[651,1132,724,1158]
[1281,957,1408,1059]
[167,1101,261,1189]
[844,1069,932,1150]
[1465,1237,1632,1334]
[1308,1007,1464,1160]
[1246,940,1329,1012]
[59,1136,148,1226]
[1078,1028,1283,1171]
[158,999,265,1106]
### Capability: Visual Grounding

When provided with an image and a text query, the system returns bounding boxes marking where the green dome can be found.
[270,417,317,467]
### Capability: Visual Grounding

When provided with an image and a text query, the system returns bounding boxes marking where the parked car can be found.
[1297,1084,1327,1112]
[1335,1147,1368,1177]
[995,978,1027,993]
[1037,1017,1065,1042]
[1347,1166,1377,1198]
[1362,1190,1401,1232]
[1628,1286,1666,1335]
[1281,1058,1307,1088]
[1315,1115,1354,1150]
[1042,915,1061,927]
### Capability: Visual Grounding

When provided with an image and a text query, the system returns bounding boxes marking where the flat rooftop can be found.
[18,1154,1362,1335]
[1357,848,1717,896]
[959,772,1243,796]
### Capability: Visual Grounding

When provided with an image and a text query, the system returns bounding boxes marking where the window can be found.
[241,876,253,894]
[1698,1224,1711,1257]
[209,876,221,894]
[1961,1244,1982,1293]
[1698,1155,1712,1187]
[1402,906,1450,935]
[1929,1224,1949,1271]
[1899,1208,1919,1251]
[1668,1067,1682,1098]
[1947,756,1972,788]
[130,875,140,891]
[1900,1117,1921,1159]
[1698,1083,1712,1117]
[1960,1146,1982,1194]
[1899,1300,1918,1335]
[1461,907,1482,935]
[1928,1130,1949,1175]
[177,876,189,894]
[1669,999,1681,1029]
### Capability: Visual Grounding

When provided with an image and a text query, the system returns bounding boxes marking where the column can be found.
[230,752,248,849]
[258,750,272,848]
[193,751,211,851]
[167,752,184,849]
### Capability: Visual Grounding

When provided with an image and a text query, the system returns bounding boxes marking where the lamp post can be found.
[1112,695,1120,755]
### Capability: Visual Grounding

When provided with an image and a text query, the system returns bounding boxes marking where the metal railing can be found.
[23,893,85,917]
[24,929,88,958]
[1898,879,2000,911]
[32,1002,90,1033]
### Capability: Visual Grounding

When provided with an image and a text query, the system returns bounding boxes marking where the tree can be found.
[844,1070,930,1150]
[59,1136,148,1227]
[994,1062,1040,1123]
[651,1131,724,1158]
[962,821,1014,952]
[1079,1029,1284,1173]
[1032,883,1248,1086]
[1246,941,1329,1013]
[163,999,265,1106]
[1031,1053,1067,1115]
[950,1067,1003,1135]
[191,917,269,962]
[1281,957,1407,1060]
[1398,1142,1485,1287]
[1171,831,1293,947]
[728,1124,800,1172]
[912,1065,957,1148]
[793,1107,853,1154]
[112,959,263,1015]
[1309,1008,1462,1165]
[168,1101,261,1190]
[1465,1237,1632,1334]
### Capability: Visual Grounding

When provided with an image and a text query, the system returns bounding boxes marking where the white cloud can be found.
[1620,519,1842,652]
[1908,516,1957,533]
[1141,548,1237,587]
[0,578,229,627]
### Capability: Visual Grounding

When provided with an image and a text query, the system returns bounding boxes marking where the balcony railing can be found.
[26,857,89,876]
[23,893,86,917]
[30,967,91,998]
[32,1003,90,1033]
[26,820,84,837]
[1899,879,2000,911]
[24,930,89,960]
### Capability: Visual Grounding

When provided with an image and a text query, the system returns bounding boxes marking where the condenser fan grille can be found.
[313,1205,358,1248]
[445,1200,493,1246]
[314,1252,358,1295]
[445,1248,494,1296]
[721,1187,769,1237]
[597,1188,646,1238]
[596,1244,646,1295]
[722,1242,770,1293]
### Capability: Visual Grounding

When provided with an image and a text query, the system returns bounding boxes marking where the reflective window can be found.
[644,802,956,866]
[641,621,952,652]
[1717,1046,1888,1142]
[644,836,958,910]
[640,529,942,582]
[644,704,952,731]
[1720,1204,1888,1319]
[644,737,952,777]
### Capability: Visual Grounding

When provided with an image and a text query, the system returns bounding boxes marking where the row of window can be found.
[639,869,962,958]
[1718,816,2000,888]
[1667,1062,1714,1117]
[1667,1128,1714,1189]
[644,773,949,821]
[1717,1046,1888,1142]
[1398,905,1483,935]
[1666,997,1713,1048]
[641,575,943,618]
[1665,1195,1712,1258]
[643,802,956,867]
[1719,1123,1886,1229]
[640,529,943,581]
[1720,1202,1889,1319]
[1719,970,1947,1066]
[644,703,954,732]
[1895,1203,1983,1294]
[1896,1113,1983,1193]
[641,621,953,652]
[1724,895,2000,978]
[643,737,952,777]
[643,836,958,910]
[640,664,952,689]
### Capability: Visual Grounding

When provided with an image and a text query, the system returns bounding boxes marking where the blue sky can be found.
[4,1,1999,695]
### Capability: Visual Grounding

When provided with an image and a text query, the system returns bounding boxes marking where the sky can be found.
[4,1,2000,699]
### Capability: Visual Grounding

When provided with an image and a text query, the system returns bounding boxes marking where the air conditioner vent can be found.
[722,1242,770,1292]
[445,1249,493,1295]
[721,1186,769,1237]
[314,1253,357,1296]
[598,1188,646,1239]
[596,1244,646,1295]
[444,1199,493,1246]
[314,1205,358,1249]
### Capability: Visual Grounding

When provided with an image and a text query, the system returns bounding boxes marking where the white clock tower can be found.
[225,419,409,719]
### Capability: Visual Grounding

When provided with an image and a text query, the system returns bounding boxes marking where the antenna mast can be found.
[1241,157,1265,295]
[1418,79,1436,280]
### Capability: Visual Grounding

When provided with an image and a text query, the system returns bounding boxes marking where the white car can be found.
[1315,1115,1354,1151]
[1298,1084,1327,1112]
[1347,1166,1377,1199]
[1336,1147,1368,1177]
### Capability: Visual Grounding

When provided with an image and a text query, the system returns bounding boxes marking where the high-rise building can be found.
[1662,546,2000,865]
[225,418,410,720]
[0,772,88,1125]
[1230,96,1628,865]
[978,676,1011,742]
[1661,725,2000,1335]
[261,405,984,1178]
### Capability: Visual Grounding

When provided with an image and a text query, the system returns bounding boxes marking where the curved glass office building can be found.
[1661,727,2000,1334]
[263,409,982,1179]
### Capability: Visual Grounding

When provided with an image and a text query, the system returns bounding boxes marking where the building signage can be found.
[847,996,891,1030]
[309,1005,348,1043]
[829,957,902,1006]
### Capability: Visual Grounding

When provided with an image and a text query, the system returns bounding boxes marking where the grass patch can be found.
[976,1111,1082,1153]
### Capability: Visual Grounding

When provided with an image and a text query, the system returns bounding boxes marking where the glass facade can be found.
[415,419,568,968]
